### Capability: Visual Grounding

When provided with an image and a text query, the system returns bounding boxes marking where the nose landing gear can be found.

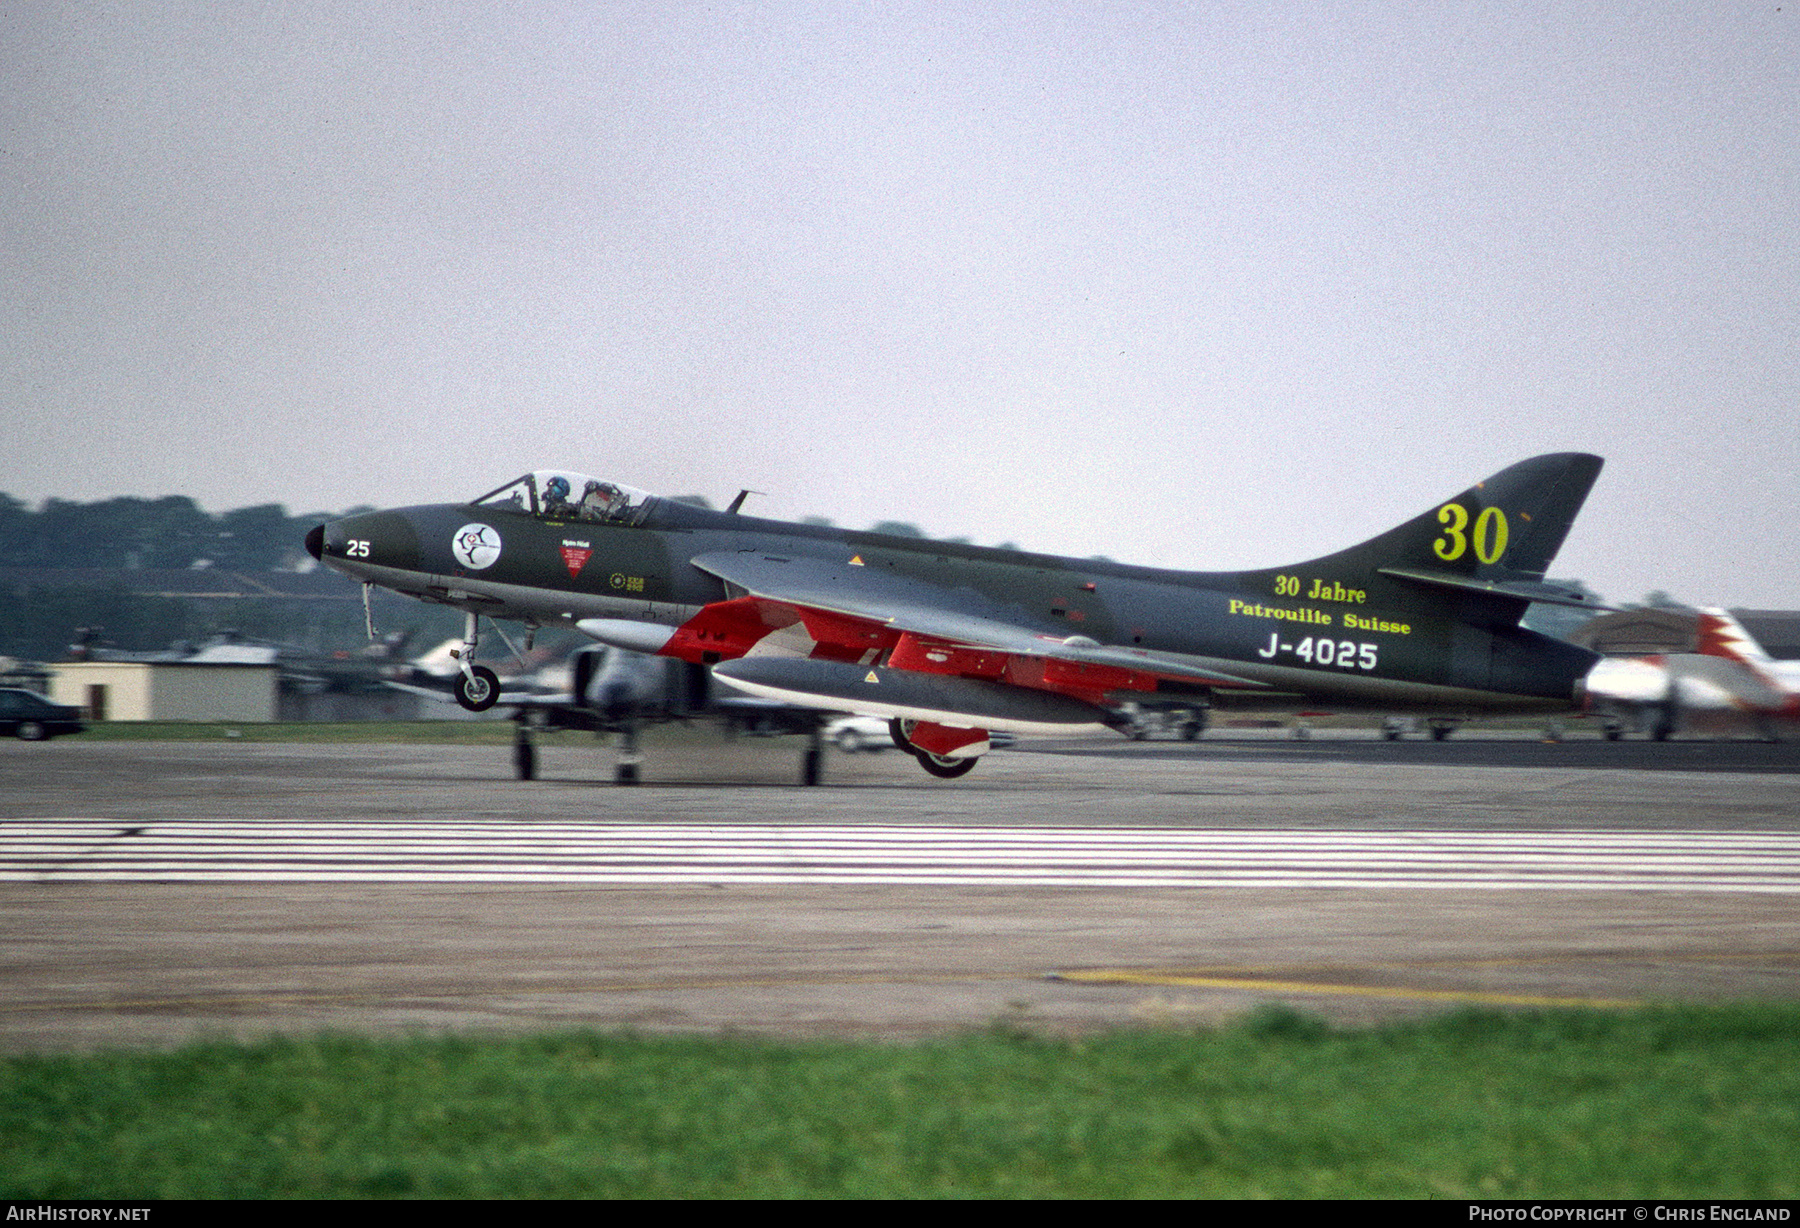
[452,612,501,712]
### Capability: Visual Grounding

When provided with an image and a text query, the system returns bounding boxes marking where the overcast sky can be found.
[3,2,1795,606]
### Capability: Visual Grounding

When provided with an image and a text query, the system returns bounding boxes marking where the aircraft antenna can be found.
[727,489,763,514]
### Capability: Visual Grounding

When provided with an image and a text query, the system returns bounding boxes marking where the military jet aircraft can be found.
[1584,609,1800,741]
[306,454,1606,779]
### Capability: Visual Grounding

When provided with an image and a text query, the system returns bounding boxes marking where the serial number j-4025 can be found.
[1256,633,1378,670]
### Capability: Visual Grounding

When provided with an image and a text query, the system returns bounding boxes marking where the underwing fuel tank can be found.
[711,657,1110,733]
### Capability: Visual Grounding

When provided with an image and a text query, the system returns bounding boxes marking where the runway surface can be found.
[9,821,1800,892]
[3,731,1798,1048]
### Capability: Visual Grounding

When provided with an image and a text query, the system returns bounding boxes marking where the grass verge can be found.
[4,1004,1798,1198]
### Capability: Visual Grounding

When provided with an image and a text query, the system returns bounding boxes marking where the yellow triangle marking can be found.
[848,555,865,566]
[864,670,880,684]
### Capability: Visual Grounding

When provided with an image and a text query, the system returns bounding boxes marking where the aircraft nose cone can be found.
[305,524,325,561]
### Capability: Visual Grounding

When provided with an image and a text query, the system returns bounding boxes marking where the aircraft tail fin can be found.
[1290,453,1605,615]
[1696,609,1774,667]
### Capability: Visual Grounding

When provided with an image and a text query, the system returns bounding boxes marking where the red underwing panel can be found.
[795,606,899,663]
[661,597,797,663]
[886,632,1008,679]
[1039,657,1160,694]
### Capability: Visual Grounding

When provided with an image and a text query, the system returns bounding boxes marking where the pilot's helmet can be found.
[544,475,571,501]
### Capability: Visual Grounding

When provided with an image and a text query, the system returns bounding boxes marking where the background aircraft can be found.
[1585,609,1800,741]
[307,453,1607,781]
[388,637,831,782]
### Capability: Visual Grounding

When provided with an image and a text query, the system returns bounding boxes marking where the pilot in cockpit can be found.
[541,475,575,517]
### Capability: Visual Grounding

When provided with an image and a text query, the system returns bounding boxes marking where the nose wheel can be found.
[452,611,501,711]
[455,664,500,712]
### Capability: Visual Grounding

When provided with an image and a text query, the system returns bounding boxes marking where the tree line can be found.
[0,493,381,661]
[0,493,345,572]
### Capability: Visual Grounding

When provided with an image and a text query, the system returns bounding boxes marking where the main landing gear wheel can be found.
[890,718,981,778]
[914,752,977,779]
[455,664,500,712]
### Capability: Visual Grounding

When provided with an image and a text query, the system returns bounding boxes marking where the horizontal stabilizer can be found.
[1378,568,1608,610]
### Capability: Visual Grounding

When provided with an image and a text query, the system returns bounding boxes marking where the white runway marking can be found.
[5,821,1800,892]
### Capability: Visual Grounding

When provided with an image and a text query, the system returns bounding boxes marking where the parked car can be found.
[825,715,895,753]
[0,688,86,741]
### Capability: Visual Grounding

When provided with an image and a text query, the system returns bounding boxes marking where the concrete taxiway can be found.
[2,731,1797,1049]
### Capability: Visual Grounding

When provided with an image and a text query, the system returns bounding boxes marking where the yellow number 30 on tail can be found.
[1433,503,1509,564]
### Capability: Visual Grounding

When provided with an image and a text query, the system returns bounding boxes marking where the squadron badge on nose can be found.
[452,523,503,570]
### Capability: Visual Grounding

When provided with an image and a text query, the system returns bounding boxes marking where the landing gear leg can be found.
[1650,701,1677,742]
[615,720,641,785]
[453,612,499,712]
[802,721,824,786]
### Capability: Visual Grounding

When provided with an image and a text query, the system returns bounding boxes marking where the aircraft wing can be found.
[689,550,1263,689]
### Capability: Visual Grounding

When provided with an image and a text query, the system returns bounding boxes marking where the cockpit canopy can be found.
[472,471,656,526]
